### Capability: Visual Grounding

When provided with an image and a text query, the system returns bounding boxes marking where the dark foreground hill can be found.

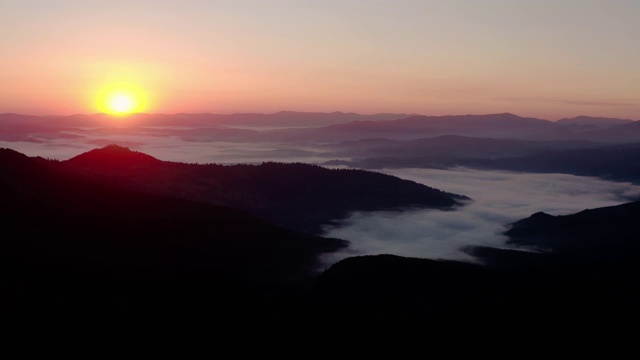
[2,146,468,328]
[7,144,640,331]
[314,201,640,328]
[62,145,468,233]
[504,200,640,255]
[1,148,346,325]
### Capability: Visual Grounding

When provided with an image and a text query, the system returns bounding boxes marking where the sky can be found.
[1,0,639,119]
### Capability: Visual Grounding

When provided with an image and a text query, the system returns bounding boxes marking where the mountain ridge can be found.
[5,145,640,328]
[60,145,469,233]
[556,115,636,128]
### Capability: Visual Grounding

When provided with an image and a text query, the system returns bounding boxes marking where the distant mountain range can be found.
[322,135,640,183]
[243,113,640,143]
[556,115,635,128]
[0,111,415,129]
[309,113,640,142]
[3,112,640,145]
[459,143,640,183]
[6,110,640,190]
[323,135,602,166]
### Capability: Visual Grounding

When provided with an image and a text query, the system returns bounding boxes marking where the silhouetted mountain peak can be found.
[530,211,553,219]
[0,148,36,173]
[504,201,640,254]
[489,112,519,119]
[59,146,469,233]
[0,147,30,160]
[505,211,557,232]
[66,145,161,169]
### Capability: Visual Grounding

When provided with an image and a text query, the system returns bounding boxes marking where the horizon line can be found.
[1,111,637,122]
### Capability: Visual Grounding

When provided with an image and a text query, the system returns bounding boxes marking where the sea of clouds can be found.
[319,167,640,265]
[4,128,640,268]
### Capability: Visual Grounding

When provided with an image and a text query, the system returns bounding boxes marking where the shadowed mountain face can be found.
[62,145,468,233]
[323,135,640,184]
[459,144,640,183]
[504,201,640,253]
[1,145,469,324]
[5,144,640,329]
[323,135,604,169]
[1,147,346,279]
[333,135,600,159]
[2,147,351,324]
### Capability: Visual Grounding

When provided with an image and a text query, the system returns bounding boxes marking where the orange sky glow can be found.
[1,0,639,120]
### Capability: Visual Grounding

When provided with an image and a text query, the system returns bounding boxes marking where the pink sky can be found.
[1,0,639,120]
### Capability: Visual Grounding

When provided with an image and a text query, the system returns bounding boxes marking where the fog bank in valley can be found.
[320,168,640,266]
[5,127,640,268]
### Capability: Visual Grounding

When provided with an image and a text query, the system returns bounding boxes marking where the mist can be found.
[320,168,640,265]
[0,125,340,164]
[5,123,640,268]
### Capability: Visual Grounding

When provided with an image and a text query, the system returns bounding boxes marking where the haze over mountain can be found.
[459,143,640,183]
[0,111,415,129]
[323,135,603,168]
[6,111,640,187]
[316,113,640,142]
[3,112,640,147]
[5,112,640,172]
[556,115,635,128]
[327,136,640,184]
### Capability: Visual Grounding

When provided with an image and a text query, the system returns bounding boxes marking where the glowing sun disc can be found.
[95,85,147,115]
[110,95,134,113]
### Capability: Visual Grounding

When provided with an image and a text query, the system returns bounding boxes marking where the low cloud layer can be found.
[5,130,640,268]
[320,168,640,266]
[0,127,339,164]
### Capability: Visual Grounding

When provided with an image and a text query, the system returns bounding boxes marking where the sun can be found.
[110,95,134,114]
[95,85,147,116]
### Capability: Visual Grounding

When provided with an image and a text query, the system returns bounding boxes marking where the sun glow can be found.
[96,85,148,115]
[110,95,134,113]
